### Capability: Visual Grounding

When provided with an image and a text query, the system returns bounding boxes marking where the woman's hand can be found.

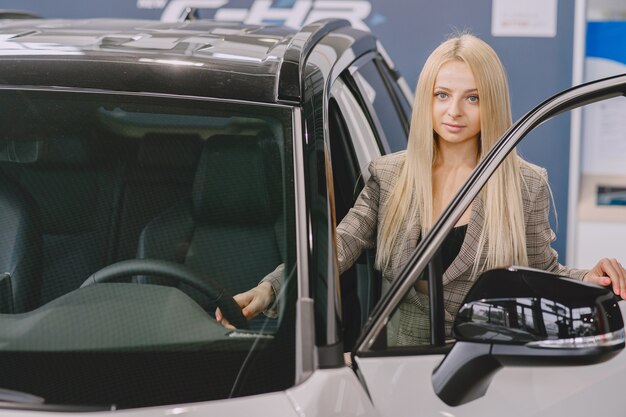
[215,281,275,329]
[583,258,626,298]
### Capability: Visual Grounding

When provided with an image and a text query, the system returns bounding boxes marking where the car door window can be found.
[346,55,410,153]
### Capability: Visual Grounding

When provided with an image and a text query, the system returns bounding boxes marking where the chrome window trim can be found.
[396,77,415,109]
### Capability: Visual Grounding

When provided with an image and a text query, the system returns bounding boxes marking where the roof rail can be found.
[0,10,41,19]
[277,19,351,102]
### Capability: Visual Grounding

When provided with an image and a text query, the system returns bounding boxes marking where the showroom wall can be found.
[571,0,626,268]
[2,0,578,260]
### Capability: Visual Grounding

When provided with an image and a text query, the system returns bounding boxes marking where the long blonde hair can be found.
[375,34,529,275]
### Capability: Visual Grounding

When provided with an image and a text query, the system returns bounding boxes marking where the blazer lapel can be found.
[389,210,422,281]
[442,197,485,286]
[386,198,486,285]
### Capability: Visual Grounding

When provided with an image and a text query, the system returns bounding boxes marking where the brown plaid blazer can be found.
[263,151,588,345]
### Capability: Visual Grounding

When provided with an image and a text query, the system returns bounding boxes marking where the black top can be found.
[441,224,468,273]
[418,223,468,281]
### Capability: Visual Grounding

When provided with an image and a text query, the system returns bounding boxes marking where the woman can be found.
[217,34,626,345]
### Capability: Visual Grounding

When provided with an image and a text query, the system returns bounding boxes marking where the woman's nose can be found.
[447,98,462,117]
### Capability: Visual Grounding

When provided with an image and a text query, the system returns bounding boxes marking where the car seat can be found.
[136,134,285,327]
[0,171,42,313]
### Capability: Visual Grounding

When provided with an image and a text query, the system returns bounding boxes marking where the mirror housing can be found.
[432,267,624,406]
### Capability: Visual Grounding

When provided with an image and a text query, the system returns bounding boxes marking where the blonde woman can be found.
[217,34,626,345]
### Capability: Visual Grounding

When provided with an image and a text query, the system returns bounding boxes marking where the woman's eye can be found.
[467,95,479,103]
[435,92,448,100]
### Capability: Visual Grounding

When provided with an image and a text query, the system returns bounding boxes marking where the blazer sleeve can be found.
[335,160,381,274]
[259,160,382,318]
[526,168,588,280]
[259,263,283,318]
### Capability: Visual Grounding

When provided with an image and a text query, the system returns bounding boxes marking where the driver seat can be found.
[136,134,284,326]
[0,171,42,313]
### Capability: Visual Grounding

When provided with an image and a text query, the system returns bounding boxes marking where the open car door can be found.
[352,74,626,417]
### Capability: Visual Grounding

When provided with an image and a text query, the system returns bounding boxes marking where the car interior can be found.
[0,90,289,334]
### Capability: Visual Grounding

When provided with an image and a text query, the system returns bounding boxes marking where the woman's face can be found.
[431,60,481,149]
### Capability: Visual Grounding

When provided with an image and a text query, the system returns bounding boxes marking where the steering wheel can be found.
[81,259,249,330]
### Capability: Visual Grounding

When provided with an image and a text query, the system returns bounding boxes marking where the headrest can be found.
[138,133,202,168]
[192,134,281,224]
[0,135,94,166]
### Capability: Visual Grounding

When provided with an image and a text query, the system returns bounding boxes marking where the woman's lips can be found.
[443,122,465,133]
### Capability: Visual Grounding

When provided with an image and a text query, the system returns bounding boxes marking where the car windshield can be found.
[0,89,296,409]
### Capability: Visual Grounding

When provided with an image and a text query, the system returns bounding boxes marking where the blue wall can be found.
[2,0,575,260]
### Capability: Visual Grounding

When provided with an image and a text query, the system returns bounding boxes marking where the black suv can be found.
[1,15,624,417]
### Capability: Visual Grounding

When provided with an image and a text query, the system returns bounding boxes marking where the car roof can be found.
[0,18,373,104]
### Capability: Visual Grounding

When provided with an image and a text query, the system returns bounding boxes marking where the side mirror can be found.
[432,267,624,406]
